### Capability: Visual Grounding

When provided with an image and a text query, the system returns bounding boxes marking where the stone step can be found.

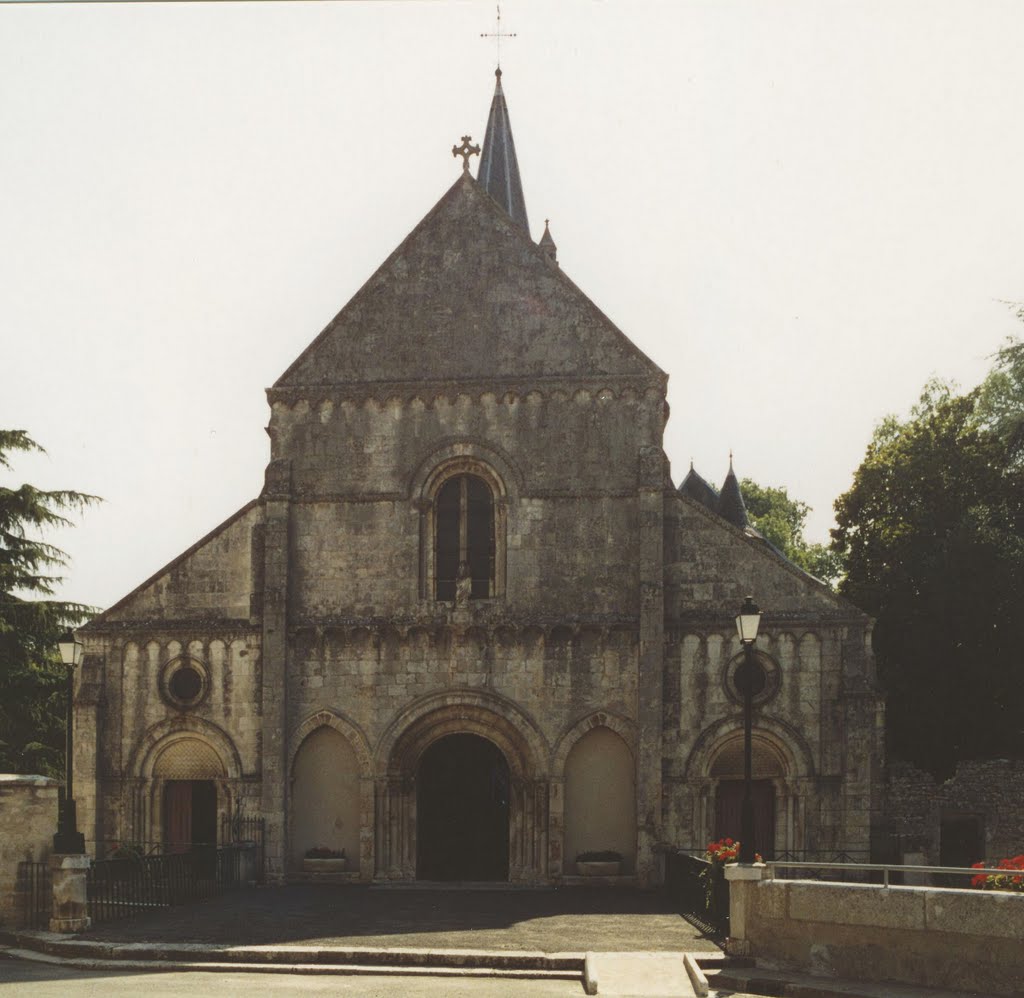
[583,951,696,997]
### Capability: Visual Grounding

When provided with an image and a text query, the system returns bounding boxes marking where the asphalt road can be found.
[0,957,763,998]
[0,959,583,997]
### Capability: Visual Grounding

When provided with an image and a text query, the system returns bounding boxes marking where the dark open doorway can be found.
[416,734,510,881]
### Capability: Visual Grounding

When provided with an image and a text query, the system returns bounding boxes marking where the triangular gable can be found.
[275,174,663,387]
[82,500,262,628]
[666,492,866,619]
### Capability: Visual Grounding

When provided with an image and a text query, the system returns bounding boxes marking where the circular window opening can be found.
[735,658,767,698]
[170,666,203,702]
[161,658,209,710]
[723,652,779,706]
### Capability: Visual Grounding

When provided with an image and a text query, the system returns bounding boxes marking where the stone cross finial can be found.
[452,135,481,173]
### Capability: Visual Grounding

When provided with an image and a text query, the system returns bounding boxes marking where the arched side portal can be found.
[375,692,549,882]
[709,734,786,858]
[684,717,814,858]
[151,736,227,856]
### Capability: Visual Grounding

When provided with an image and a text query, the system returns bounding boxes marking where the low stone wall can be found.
[727,867,1024,995]
[0,774,59,929]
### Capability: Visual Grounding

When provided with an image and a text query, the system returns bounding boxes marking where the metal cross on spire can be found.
[480,3,516,68]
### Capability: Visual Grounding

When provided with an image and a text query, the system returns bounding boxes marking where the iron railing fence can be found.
[87,843,259,924]
[221,815,266,884]
[15,861,51,929]
[663,850,729,938]
[765,860,1017,889]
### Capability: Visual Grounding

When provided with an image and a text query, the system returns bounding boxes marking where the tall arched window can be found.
[435,474,495,600]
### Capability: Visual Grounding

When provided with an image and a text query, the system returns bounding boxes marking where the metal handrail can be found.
[764,860,1010,888]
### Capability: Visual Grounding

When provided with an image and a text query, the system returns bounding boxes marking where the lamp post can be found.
[53,629,86,854]
[735,596,762,864]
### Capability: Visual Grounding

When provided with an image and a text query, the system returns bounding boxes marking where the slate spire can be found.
[477,68,530,233]
[717,456,749,529]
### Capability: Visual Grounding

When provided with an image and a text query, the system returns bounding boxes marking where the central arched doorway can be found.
[416,734,510,881]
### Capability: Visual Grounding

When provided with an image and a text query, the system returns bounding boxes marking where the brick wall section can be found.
[0,775,58,928]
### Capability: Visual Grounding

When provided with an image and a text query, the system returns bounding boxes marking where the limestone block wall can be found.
[99,503,261,624]
[659,492,884,857]
[287,624,640,758]
[0,775,58,928]
[731,875,1024,995]
[271,388,663,620]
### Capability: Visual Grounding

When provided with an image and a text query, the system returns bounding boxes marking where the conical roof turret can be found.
[717,457,749,529]
[477,68,530,233]
[679,462,718,511]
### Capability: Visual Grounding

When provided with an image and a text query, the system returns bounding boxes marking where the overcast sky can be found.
[3,0,1023,611]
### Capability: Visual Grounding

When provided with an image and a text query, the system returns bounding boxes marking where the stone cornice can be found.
[287,488,639,503]
[266,374,667,410]
[82,618,258,637]
[288,610,640,638]
[665,610,870,634]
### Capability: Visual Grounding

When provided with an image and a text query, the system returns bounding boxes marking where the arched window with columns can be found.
[417,455,507,602]
[435,473,495,600]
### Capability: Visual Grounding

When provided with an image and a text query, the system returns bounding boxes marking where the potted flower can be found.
[302,845,347,873]
[576,850,623,876]
[701,837,762,928]
[971,855,1024,892]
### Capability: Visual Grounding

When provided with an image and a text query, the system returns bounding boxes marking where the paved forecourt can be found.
[69,885,721,953]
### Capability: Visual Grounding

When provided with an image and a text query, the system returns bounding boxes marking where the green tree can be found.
[741,479,842,587]
[975,335,1024,465]
[831,380,1024,776]
[0,431,98,775]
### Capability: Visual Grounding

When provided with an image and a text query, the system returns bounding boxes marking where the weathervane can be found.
[452,135,480,173]
[480,3,516,68]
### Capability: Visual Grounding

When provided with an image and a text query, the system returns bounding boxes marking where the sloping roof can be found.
[274,173,663,387]
[477,68,530,233]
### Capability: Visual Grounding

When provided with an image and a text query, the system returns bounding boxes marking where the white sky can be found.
[3,0,1023,611]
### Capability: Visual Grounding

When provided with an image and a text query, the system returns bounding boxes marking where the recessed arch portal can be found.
[416,733,510,881]
[374,692,549,882]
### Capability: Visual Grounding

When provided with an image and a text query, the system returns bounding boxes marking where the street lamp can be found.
[53,629,86,854]
[734,596,762,864]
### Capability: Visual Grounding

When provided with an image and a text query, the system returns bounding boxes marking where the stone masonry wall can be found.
[288,624,639,763]
[885,758,1024,864]
[77,630,262,851]
[272,388,663,620]
[0,775,58,928]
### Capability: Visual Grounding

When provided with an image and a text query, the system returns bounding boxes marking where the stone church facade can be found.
[75,72,884,885]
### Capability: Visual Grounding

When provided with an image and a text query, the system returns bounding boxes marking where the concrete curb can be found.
[0,946,580,980]
[683,952,709,996]
[6,931,582,972]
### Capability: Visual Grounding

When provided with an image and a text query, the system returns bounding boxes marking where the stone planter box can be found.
[302,857,347,873]
[576,860,621,877]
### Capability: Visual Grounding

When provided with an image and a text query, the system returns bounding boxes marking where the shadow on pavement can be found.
[77,885,722,953]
